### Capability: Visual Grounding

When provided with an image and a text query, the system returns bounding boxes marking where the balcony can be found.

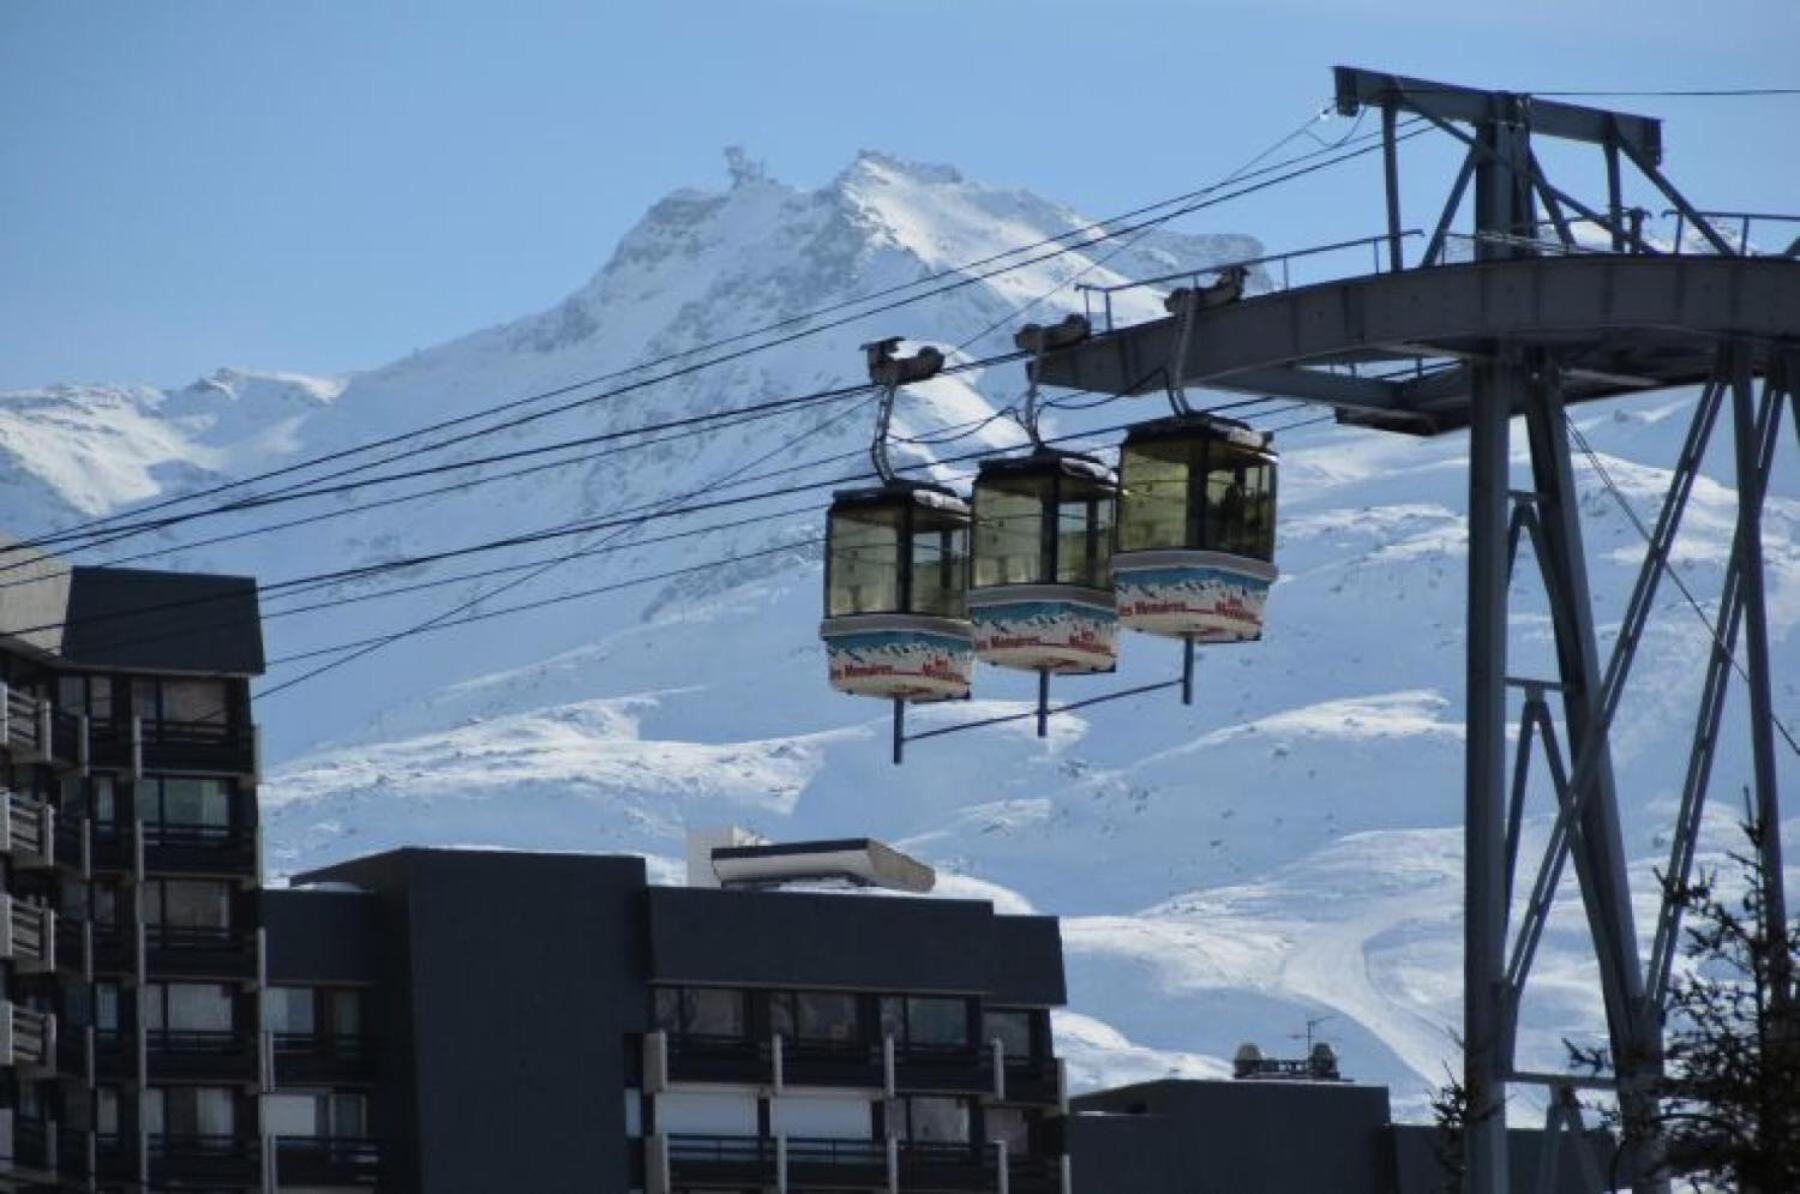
[2,793,54,869]
[145,924,257,980]
[272,1136,381,1187]
[147,1134,261,1188]
[4,1112,58,1178]
[146,1029,259,1082]
[651,1135,1031,1193]
[93,1029,137,1082]
[141,719,257,777]
[0,1003,54,1073]
[142,821,256,876]
[998,1055,1064,1107]
[273,1032,378,1086]
[0,897,54,973]
[1,685,50,762]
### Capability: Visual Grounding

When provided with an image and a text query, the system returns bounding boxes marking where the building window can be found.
[160,678,227,725]
[95,1088,121,1137]
[95,984,121,1033]
[882,996,971,1050]
[145,983,234,1033]
[651,986,747,1039]
[144,1086,236,1137]
[898,1097,970,1144]
[143,880,232,928]
[769,990,862,1046]
[142,777,233,828]
[987,1106,1032,1152]
[265,987,316,1035]
[982,1010,1036,1058]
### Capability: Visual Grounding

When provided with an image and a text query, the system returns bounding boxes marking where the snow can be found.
[3,148,1795,1120]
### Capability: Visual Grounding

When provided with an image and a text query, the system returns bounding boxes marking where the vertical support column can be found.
[1382,103,1404,272]
[1729,346,1791,1009]
[1522,367,1663,1191]
[1463,355,1514,1194]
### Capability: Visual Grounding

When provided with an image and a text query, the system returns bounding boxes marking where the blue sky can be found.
[2,0,1794,390]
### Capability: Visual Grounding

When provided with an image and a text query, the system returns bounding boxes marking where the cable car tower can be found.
[1023,68,1798,1194]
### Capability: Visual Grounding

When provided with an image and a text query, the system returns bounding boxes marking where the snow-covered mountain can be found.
[2,150,1794,1119]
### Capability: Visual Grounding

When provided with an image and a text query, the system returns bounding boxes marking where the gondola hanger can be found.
[1162,265,1249,417]
[862,337,945,484]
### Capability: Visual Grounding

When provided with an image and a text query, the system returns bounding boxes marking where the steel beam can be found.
[1728,346,1791,1008]
[1332,67,1663,161]
[1648,381,1783,1005]
[1464,356,1515,1194]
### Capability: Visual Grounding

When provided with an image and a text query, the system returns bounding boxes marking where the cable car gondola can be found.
[820,340,975,702]
[969,316,1118,674]
[1112,412,1278,642]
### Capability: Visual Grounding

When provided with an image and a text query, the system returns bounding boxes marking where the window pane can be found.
[161,679,226,724]
[1119,442,1191,551]
[331,1092,368,1137]
[194,1088,235,1136]
[987,1106,1031,1151]
[908,519,969,618]
[796,992,859,1044]
[166,983,233,1032]
[983,1010,1034,1058]
[159,778,231,827]
[768,993,797,1041]
[685,988,745,1037]
[1055,490,1112,587]
[973,480,1046,588]
[879,997,905,1044]
[652,988,682,1033]
[142,1088,165,1136]
[265,988,316,1034]
[94,777,116,823]
[96,1088,121,1136]
[827,507,900,616]
[145,985,165,1030]
[90,677,113,720]
[906,997,968,1048]
[132,678,159,721]
[57,676,85,712]
[329,989,363,1035]
[150,880,231,928]
[264,1093,319,1137]
[96,985,121,1032]
[907,1097,969,1143]
[1203,442,1274,559]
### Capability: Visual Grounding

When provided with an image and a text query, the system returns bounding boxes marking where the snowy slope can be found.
[4,151,1796,1116]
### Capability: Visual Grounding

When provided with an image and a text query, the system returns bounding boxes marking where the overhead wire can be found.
[19,104,1418,701]
[1565,419,1800,758]
[1,111,1413,567]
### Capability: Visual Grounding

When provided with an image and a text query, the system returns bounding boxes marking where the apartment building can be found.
[269,840,1070,1194]
[0,561,267,1190]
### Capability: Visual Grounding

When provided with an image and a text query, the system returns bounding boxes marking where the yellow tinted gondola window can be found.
[1204,444,1275,561]
[974,477,1047,588]
[1118,442,1190,552]
[910,507,969,618]
[1056,485,1113,587]
[827,506,901,616]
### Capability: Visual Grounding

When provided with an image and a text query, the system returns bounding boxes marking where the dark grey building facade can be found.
[267,848,1072,1194]
[1070,1079,1617,1194]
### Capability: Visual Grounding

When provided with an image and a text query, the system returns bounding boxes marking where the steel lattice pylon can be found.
[1030,67,1799,1194]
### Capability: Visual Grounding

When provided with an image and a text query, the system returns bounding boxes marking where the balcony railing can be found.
[0,897,54,973]
[273,1032,378,1085]
[655,1135,1027,1193]
[8,1112,57,1175]
[272,1136,381,1187]
[145,1029,258,1081]
[2,793,53,869]
[0,1004,54,1072]
[146,1134,261,1187]
[145,924,256,980]
[1,685,50,762]
[650,1030,1063,1104]
[141,719,256,777]
[142,821,256,876]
